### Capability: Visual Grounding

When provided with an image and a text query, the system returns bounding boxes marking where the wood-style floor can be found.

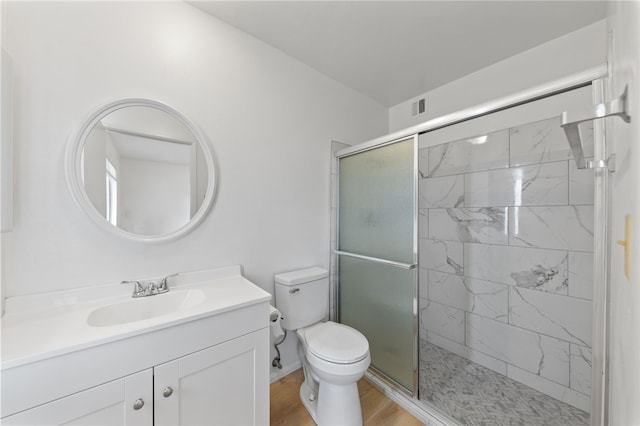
[270,369,424,425]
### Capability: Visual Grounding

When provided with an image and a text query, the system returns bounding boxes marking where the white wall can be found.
[1,0,10,314]
[606,1,640,424]
[389,20,607,132]
[2,1,387,298]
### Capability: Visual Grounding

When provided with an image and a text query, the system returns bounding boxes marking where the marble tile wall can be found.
[418,116,594,412]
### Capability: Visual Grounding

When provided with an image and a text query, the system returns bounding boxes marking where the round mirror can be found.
[66,99,216,243]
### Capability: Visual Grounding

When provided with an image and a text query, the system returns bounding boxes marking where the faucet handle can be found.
[121,280,145,297]
[159,273,178,292]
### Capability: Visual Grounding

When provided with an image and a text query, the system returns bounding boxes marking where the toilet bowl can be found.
[298,321,371,425]
[275,267,370,426]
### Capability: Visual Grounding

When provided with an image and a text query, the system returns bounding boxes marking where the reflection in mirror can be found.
[67,100,215,242]
[81,106,208,236]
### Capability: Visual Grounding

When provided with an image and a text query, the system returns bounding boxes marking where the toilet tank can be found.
[274,267,329,331]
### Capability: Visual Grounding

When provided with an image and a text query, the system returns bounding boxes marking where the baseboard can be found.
[270,360,302,383]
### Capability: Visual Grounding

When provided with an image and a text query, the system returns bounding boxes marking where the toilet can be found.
[275,267,370,426]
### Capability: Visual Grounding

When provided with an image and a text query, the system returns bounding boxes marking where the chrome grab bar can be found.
[334,250,416,270]
[560,84,630,170]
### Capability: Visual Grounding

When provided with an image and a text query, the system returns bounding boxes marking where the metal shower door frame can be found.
[335,133,420,396]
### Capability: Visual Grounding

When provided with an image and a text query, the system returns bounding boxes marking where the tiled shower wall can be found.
[418,116,594,412]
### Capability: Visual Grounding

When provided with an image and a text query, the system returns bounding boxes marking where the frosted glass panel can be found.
[339,138,415,263]
[339,256,415,391]
[337,136,417,393]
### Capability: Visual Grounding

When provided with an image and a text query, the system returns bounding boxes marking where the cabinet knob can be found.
[133,398,145,410]
[163,386,174,398]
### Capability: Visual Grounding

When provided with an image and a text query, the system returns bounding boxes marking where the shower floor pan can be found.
[420,341,590,426]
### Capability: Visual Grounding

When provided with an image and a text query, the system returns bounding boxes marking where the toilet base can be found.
[299,379,320,424]
[299,378,363,426]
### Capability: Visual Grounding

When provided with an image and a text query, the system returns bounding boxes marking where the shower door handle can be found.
[334,250,416,270]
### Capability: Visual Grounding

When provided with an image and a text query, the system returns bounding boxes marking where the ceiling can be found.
[190,1,606,107]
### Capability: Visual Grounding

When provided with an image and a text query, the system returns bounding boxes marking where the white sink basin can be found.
[87,289,206,327]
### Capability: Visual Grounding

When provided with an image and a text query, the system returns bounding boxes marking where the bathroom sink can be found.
[87,289,206,327]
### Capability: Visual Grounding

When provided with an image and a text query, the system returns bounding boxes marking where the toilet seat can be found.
[301,321,369,364]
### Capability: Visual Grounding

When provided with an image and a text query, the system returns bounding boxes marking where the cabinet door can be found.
[154,328,269,426]
[2,369,152,426]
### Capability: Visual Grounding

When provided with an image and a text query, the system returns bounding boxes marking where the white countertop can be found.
[1,265,271,370]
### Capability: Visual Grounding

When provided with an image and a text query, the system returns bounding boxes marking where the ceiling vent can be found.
[411,98,426,117]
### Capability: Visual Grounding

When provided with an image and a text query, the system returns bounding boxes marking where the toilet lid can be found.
[304,322,369,364]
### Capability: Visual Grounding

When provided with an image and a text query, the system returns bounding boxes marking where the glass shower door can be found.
[337,135,418,394]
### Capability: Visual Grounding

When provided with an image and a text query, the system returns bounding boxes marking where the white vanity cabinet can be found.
[154,329,268,426]
[2,369,154,426]
[4,328,268,426]
[1,267,271,426]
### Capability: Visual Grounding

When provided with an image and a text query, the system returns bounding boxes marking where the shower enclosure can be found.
[333,72,610,425]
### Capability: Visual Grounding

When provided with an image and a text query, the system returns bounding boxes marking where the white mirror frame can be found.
[65,98,217,243]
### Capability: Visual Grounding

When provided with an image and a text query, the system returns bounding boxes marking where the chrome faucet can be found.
[158,273,178,292]
[121,280,146,298]
[146,282,159,295]
[121,274,175,298]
